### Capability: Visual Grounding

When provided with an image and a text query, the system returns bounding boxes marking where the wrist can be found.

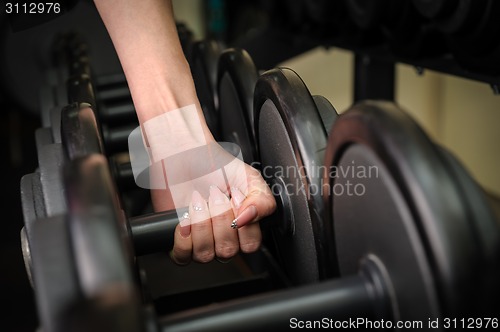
[142,104,214,163]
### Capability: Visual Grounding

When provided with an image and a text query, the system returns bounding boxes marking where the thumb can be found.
[232,168,276,229]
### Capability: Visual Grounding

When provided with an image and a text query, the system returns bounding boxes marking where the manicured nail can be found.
[180,225,191,238]
[209,185,229,206]
[191,190,206,212]
[230,187,245,209]
[231,205,257,229]
[169,250,189,266]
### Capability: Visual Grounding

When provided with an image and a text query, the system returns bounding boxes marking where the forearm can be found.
[94,0,208,130]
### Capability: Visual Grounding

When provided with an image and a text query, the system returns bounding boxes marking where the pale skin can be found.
[93,0,276,264]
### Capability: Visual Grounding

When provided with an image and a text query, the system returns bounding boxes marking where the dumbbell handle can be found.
[129,209,180,256]
[159,272,386,331]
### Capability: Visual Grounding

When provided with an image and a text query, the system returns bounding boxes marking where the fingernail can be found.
[209,185,229,206]
[191,190,206,212]
[180,225,191,238]
[230,187,245,209]
[216,257,232,264]
[169,250,189,266]
[231,205,257,229]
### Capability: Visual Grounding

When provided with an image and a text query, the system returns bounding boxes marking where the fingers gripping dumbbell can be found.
[24,62,500,332]
[29,98,500,332]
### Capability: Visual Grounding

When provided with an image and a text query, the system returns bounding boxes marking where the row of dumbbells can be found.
[22,30,500,332]
[278,0,500,74]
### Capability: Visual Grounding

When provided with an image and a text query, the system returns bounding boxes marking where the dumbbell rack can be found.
[22,31,301,332]
[20,7,500,331]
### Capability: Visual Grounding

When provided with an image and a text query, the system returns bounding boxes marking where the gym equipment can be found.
[28,152,283,332]
[323,100,500,319]
[412,0,487,35]
[447,1,500,75]
[0,0,122,115]
[65,75,137,153]
[412,0,500,74]
[343,0,445,58]
[68,57,135,117]
[27,97,500,331]
[60,102,136,189]
[176,22,195,61]
[304,0,347,35]
[190,40,224,140]
[254,67,338,285]
[217,48,259,163]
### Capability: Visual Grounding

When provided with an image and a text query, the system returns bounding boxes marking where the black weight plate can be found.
[332,144,439,321]
[218,48,259,163]
[449,0,500,56]
[35,127,54,151]
[412,0,457,19]
[254,68,333,285]
[64,154,140,319]
[323,100,497,319]
[0,0,122,115]
[190,40,223,140]
[312,95,338,134]
[67,74,97,108]
[448,1,500,74]
[413,0,484,34]
[344,0,387,30]
[61,103,105,160]
[436,147,500,313]
[304,0,338,28]
[30,215,81,332]
[37,143,67,216]
[20,173,46,287]
[40,85,68,128]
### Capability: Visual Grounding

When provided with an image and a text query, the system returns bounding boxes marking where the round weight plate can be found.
[190,40,223,139]
[413,0,484,34]
[61,103,105,160]
[64,154,143,331]
[412,0,457,19]
[344,0,385,30]
[448,1,500,74]
[30,215,80,332]
[324,100,494,319]
[254,68,333,285]
[67,74,97,107]
[436,147,500,314]
[218,48,259,163]
[312,95,338,134]
[64,155,136,299]
[0,1,121,114]
[333,144,439,320]
[304,0,342,28]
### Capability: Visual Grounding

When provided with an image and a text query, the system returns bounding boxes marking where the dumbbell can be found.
[68,56,137,121]
[343,0,446,58]
[59,101,150,219]
[20,101,145,272]
[65,75,137,154]
[21,101,144,242]
[254,68,338,285]
[40,34,136,129]
[217,48,260,163]
[303,0,348,35]
[24,67,338,330]
[190,39,224,140]
[417,0,500,75]
[323,100,500,319]
[28,94,500,331]
[26,151,372,332]
[63,65,340,287]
